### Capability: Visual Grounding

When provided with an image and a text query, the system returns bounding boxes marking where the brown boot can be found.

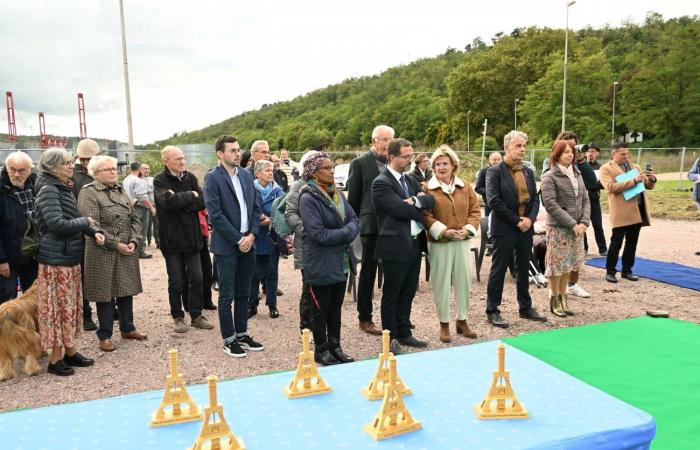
[560,293,575,316]
[439,322,451,343]
[359,321,382,336]
[456,320,478,338]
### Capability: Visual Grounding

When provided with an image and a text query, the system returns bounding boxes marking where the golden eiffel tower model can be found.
[364,355,422,440]
[362,330,412,400]
[473,343,529,419]
[187,375,246,450]
[283,329,332,399]
[150,349,203,427]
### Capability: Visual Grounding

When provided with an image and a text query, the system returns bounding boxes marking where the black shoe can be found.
[606,273,618,283]
[203,303,217,310]
[212,281,219,291]
[248,307,257,319]
[83,318,97,331]
[237,335,264,351]
[519,308,548,322]
[314,349,341,366]
[389,339,402,355]
[329,344,354,363]
[223,340,246,358]
[63,352,94,367]
[48,360,75,376]
[269,307,279,318]
[621,272,639,281]
[276,289,283,296]
[397,335,428,348]
[487,313,509,328]
[139,253,153,259]
[599,250,608,256]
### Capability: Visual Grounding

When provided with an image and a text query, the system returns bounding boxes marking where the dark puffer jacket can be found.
[299,184,359,286]
[0,170,37,267]
[34,173,95,266]
[153,169,205,253]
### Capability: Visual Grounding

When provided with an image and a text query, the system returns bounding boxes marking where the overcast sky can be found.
[1,0,698,145]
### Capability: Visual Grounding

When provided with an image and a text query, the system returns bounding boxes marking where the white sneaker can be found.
[566,283,590,298]
[536,274,548,286]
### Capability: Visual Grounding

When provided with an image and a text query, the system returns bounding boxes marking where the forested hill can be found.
[150,13,699,151]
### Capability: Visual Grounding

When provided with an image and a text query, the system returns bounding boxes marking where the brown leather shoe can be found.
[359,321,382,336]
[439,322,451,343]
[456,320,478,338]
[121,330,148,340]
[99,339,116,352]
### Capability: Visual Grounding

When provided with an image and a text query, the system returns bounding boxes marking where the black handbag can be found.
[20,218,40,257]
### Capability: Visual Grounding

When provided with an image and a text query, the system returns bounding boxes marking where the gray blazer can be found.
[540,165,591,229]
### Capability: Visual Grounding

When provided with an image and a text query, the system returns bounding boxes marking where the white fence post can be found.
[678,147,687,191]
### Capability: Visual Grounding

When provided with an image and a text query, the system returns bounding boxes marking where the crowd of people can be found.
[0,123,672,376]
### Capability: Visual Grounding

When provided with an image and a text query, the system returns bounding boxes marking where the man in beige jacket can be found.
[599,141,657,283]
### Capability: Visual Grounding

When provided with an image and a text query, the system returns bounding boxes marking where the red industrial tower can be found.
[78,93,87,138]
[6,92,17,142]
[38,112,48,149]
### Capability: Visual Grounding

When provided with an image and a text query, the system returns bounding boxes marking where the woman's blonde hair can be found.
[429,144,460,172]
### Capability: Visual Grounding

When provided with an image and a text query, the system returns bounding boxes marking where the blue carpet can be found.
[585,257,700,291]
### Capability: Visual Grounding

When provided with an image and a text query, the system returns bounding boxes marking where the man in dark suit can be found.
[372,138,435,354]
[204,135,265,359]
[485,131,547,328]
[347,124,394,336]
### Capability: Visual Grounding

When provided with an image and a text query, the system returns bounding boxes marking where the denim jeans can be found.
[216,249,254,343]
[248,252,279,310]
[162,250,203,320]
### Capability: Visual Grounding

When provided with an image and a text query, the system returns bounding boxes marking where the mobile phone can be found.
[645,162,653,172]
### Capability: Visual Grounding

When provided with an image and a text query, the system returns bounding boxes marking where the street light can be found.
[611,81,619,146]
[514,99,520,130]
[119,0,134,152]
[467,110,472,151]
[561,0,576,132]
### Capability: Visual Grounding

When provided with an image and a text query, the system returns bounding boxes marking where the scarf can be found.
[254,179,277,203]
[557,163,578,197]
[504,154,530,216]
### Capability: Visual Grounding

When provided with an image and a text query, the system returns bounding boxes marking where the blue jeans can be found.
[216,249,254,343]
[248,252,280,310]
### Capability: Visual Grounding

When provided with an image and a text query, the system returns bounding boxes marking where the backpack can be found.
[270,193,292,237]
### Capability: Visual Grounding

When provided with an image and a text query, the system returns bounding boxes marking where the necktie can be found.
[400,175,410,198]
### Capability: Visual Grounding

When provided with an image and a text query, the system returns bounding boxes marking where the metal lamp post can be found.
[561,0,576,132]
[467,110,472,151]
[514,99,520,130]
[611,81,619,146]
[119,0,135,152]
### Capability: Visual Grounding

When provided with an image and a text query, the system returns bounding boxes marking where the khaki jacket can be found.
[599,160,655,229]
[78,180,142,303]
[422,176,481,243]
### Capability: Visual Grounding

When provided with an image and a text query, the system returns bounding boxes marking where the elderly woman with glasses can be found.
[299,152,359,365]
[78,155,146,352]
[34,149,105,376]
[422,145,481,343]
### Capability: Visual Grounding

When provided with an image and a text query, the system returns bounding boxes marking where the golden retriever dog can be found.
[0,283,41,381]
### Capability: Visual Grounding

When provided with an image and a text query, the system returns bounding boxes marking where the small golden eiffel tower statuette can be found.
[473,343,529,419]
[284,328,332,399]
[364,355,422,440]
[362,330,412,400]
[187,375,246,450]
[150,349,203,427]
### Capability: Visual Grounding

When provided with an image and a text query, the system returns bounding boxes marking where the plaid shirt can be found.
[11,178,36,220]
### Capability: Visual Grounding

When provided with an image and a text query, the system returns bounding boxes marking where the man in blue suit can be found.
[485,131,547,328]
[204,135,265,358]
[372,138,435,354]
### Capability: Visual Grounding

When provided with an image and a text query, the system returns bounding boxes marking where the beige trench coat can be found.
[599,160,655,229]
[78,180,143,303]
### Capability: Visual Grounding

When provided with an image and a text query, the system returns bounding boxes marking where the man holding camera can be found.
[585,143,607,256]
[599,141,657,283]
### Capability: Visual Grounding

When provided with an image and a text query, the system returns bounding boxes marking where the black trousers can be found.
[162,250,203,320]
[380,241,421,340]
[357,234,378,323]
[299,270,312,331]
[96,296,135,341]
[584,195,607,253]
[606,224,642,275]
[486,231,534,315]
[79,255,92,320]
[309,280,346,348]
[183,242,214,309]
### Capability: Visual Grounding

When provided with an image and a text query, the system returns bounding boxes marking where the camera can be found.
[645,162,653,172]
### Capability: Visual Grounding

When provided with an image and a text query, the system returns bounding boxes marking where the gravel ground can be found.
[1,214,698,412]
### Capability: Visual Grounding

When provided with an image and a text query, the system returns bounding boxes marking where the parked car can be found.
[334,163,350,190]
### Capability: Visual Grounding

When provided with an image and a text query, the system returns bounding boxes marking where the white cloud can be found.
[1,0,698,144]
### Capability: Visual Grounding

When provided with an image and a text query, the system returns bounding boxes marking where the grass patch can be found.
[599,179,698,221]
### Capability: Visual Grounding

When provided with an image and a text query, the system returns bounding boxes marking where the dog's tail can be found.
[0,310,40,359]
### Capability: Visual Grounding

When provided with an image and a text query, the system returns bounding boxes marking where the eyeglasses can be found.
[318,165,333,171]
[96,167,118,174]
[62,160,74,166]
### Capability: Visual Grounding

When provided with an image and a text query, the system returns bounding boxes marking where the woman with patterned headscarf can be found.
[298,152,359,366]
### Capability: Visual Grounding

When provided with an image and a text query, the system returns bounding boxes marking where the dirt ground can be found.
[1,214,698,412]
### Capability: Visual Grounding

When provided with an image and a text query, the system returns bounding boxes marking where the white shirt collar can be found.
[386,165,403,182]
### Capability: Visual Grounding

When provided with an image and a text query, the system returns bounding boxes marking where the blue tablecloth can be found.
[0,341,655,449]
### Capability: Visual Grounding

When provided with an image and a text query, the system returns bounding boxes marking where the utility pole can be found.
[467,110,472,152]
[119,0,135,152]
[562,0,576,132]
[611,81,619,146]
